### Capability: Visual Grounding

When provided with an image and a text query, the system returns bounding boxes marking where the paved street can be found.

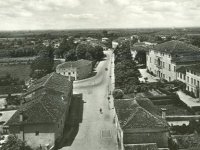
[60,50,118,150]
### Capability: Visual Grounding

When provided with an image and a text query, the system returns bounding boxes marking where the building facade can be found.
[56,59,92,80]
[146,40,200,82]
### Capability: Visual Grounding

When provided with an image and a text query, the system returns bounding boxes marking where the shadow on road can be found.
[56,94,84,149]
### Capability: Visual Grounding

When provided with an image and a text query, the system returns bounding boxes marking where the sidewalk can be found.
[139,69,159,83]
[176,90,200,108]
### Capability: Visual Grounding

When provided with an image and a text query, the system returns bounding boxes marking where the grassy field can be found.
[0,64,31,81]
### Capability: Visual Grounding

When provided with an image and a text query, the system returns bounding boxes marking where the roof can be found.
[176,66,186,74]
[56,59,92,69]
[185,64,200,74]
[153,40,200,54]
[6,92,66,125]
[26,72,73,96]
[124,143,158,150]
[114,99,168,130]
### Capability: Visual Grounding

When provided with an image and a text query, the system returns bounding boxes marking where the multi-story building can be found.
[56,59,92,81]
[177,64,200,97]
[147,40,200,81]
[6,73,73,149]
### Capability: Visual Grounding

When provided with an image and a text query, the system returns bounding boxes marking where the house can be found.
[177,64,200,97]
[56,59,92,80]
[6,91,67,149]
[112,41,119,49]
[24,72,73,100]
[6,72,73,149]
[147,40,200,82]
[114,99,169,149]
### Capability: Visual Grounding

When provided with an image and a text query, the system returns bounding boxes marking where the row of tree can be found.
[114,41,141,94]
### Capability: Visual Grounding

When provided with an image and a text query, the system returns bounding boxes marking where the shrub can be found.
[112,89,124,99]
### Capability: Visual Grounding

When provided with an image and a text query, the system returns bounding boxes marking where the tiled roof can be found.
[56,59,92,69]
[172,54,200,63]
[26,72,73,96]
[185,64,200,74]
[114,99,168,129]
[124,143,158,150]
[153,40,200,54]
[176,66,186,74]
[6,92,66,125]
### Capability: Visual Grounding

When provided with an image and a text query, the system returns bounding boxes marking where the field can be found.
[0,64,31,81]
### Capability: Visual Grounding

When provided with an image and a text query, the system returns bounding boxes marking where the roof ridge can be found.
[43,72,54,87]
[39,97,56,121]
[123,107,139,128]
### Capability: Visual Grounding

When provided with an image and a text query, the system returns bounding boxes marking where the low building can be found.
[6,91,67,149]
[114,99,169,149]
[112,41,119,49]
[56,59,92,80]
[147,40,200,82]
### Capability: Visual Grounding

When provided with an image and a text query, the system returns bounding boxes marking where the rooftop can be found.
[153,40,200,54]
[176,66,186,74]
[6,91,66,125]
[26,72,73,96]
[57,59,92,69]
[114,99,169,130]
[185,64,200,74]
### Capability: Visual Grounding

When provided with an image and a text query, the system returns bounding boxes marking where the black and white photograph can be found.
[0,0,200,150]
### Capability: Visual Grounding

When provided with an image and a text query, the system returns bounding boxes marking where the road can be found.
[60,50,118,150]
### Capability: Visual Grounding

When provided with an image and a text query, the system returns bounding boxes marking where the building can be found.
[147,40,200,82]
[112,41,119,49]
[56,59,92,80]
[114,99,169,149]
[6,73,73,149]
[6,92,67,149]
[177,64,200,97]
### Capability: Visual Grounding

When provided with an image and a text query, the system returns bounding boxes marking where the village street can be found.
[60,50,118,150]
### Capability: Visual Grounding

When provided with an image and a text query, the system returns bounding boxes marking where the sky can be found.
[0,0,200,30]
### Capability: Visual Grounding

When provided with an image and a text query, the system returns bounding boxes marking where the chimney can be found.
[161,108,167,119]
[19,111,23,122]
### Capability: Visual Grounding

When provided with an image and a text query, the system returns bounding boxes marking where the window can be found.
[174,66,176,72]
[191,78,193,84]
[198,81,200,87]
[35,131,39,136]
[194,79,196,85]
[191,88,193,92]
[169,64,171,71]
[187,76,189,83]
[68,72,71,75]
[169,77,171,82]
[180,73,182,79]
[163,74,165,79]
[163,62,165,68]
[169,54,171,58]
[184,75,186,80]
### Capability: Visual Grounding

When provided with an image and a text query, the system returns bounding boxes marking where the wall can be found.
[177,72,186,83]
[56,67,77,80]
[123,129,169,148]
[147,50,177,81]
[185,71,200,96]
[10,124,56,149]
[77,63,92,80]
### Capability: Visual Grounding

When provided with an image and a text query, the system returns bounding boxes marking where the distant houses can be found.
[56,59,93,81]
[6,72,74,149]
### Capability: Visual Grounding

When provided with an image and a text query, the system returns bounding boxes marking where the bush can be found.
[112,89,124,99]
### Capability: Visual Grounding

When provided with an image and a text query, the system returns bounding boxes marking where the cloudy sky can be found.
[0,0,200,30]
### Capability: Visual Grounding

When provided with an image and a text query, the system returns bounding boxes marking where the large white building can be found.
[56,59,92,81]
[146,40,200,82]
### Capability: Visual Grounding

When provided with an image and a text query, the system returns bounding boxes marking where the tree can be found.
[30,48,54,79]
[1,135,33,150]
[64,49,77,61]
[112,89,124,99]
[94,46,105,61]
